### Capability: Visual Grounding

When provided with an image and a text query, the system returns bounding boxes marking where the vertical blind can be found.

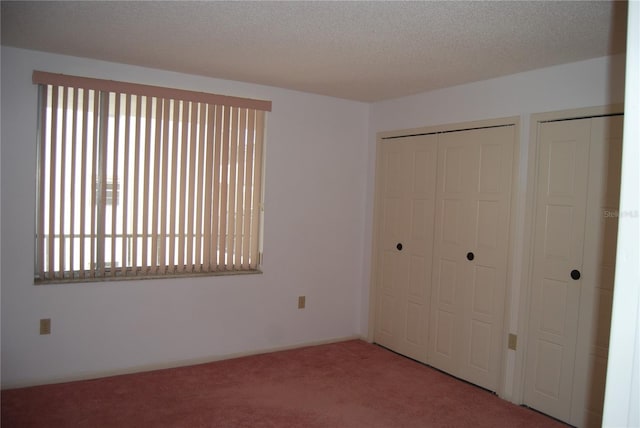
[33,71,270,282]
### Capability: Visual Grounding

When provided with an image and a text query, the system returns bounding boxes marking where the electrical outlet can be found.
[40,318,51,335]
[298,296,306,309]
[508,333,517,350]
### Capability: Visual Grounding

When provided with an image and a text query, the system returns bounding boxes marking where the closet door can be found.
[428,126,515,391]
[524,115,622,427]
[524,119,591,422]
[572,116,623,428]
[373,134,438,362]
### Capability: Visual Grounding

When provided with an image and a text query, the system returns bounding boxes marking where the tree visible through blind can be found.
[33,71,270,282]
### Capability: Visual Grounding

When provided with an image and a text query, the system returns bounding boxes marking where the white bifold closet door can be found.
[374,134,438,362]
[373,125,515,393]
[524,115,623,428]
[428,126,515,392]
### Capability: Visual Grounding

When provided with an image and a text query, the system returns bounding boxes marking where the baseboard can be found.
[2,335,364,390]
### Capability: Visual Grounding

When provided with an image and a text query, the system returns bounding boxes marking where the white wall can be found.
[1,45,629,394]
[603,2,640,426]
[0,47,370,388]
[361,54,626,399]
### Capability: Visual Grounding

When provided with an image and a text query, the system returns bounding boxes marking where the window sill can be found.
[34,268,263,285]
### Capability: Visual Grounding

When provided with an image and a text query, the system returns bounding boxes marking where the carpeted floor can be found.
[1,340,566,427]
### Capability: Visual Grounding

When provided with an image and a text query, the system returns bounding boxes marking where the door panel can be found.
[462,126,514,390]
[540,278,570,336]
[547,139,580,196]
[478,143,503,193]
[572,116,623,428]
[469,319,492,371]
[475,200,500,250]
[525,119,591,422]
[533,339,563,397]
[472,265,496,316]
[374,134,438,362]
[432,258,459,371]
[430,134,474,374]
[375,142,409,349]
[543,205,576,259]
[435,308,455,357]
[429,126,514,391]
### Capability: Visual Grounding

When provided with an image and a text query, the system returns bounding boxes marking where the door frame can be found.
[367,116,520,399]
[514,104,625,406]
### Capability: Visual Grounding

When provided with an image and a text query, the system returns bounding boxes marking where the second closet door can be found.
[428,126,515,391]
[523,115,622,427]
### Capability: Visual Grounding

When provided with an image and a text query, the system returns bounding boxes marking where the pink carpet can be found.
[1,340,566,427]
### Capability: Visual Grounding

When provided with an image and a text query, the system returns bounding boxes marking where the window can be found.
[33,71,271,282]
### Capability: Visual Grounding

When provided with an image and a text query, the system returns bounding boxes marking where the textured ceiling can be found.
[1,1,628,102]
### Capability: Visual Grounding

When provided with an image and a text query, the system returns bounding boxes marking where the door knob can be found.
[570,269,581,280]
[466,252,474,261]
[396,243,403,251]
